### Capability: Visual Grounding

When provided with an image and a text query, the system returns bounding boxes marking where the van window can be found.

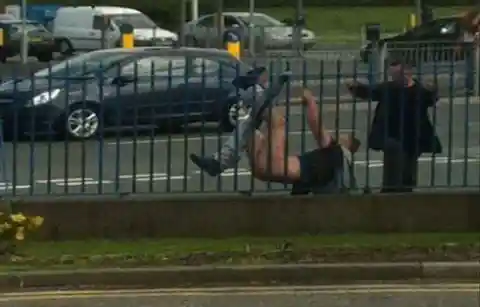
[109,13,156,29]
[93,15,109,30]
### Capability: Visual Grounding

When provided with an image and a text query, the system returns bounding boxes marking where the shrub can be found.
[0,212,44,256]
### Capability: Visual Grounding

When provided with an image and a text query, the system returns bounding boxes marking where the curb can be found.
[0,262,478,290]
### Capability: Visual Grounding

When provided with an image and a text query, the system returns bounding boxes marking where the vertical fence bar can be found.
[80,62,87,193]
[283,61,291,191]
[350,59,358,191]
[182,57,189,193]
[165,62,173,193]
[114,64,121,193]
[98,64,104,195]
[200,59,207,193]
[247,62,256,194]
[63,63,71,195]
[446,55,455,187]
[132,64,139,194]
[46,65,53,195]
[299,58,306,158]
[364,50,374,192]
[148,60,156,193]
[334,60,341,144]
[463,44,471,187]
[29,71,36,196]
[11,69,18,197]
[266,61,273,193]
[216,59,224,193]
[429,49,439,188]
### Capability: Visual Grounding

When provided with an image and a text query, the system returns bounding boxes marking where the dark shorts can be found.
[293,142,344,194]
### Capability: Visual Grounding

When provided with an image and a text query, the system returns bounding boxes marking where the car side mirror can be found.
[112,75,136,86]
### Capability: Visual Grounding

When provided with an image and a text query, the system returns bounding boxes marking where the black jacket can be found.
[350,80,442,155]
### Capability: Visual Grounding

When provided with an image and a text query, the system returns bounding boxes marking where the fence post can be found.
[475,40,480,97]
[0,119,9,201]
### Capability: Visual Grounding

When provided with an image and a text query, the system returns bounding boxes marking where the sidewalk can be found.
[1,262,479,290]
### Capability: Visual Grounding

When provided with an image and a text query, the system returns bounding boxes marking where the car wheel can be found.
[58,39,74,56]
[36,51,53,62]
[220,98,251,132]
[63,106,100,140]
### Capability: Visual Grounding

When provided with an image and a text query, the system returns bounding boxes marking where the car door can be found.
[115,55,189,124]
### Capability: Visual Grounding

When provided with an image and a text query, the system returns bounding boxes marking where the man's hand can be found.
[345,80,360,92]
[301,88,315,105]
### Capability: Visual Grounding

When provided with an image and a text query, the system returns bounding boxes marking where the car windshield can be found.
[236,14,283,27]
[109,13,156,29]
[34,51,132,78]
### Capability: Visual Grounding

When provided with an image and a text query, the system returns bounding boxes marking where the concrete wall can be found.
[7,192,480,240]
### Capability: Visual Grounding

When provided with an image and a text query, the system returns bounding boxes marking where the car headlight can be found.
[31,89,61,106]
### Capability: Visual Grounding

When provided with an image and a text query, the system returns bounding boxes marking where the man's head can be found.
[388,60,413,84]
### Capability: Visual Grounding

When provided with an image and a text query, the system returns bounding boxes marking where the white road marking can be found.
[0,182,31,190]
[2,157,477,188]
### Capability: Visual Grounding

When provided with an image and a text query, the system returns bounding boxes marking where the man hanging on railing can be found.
[245,88,359,194]
[190,70,360,194]
[346,59,442,193]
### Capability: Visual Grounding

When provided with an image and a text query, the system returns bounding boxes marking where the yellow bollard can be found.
[223,29,241,60]
[409,14,417,28]
[0,28,3,47]
[227,40,240,60]
[120,24,134,49]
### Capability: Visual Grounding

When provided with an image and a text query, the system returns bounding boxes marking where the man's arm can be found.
[346,81,382,101]
[302,88,332,148]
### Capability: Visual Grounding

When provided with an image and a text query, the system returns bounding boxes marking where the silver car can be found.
[183,12,316,51]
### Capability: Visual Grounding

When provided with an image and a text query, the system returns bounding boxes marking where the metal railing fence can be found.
[0,46,478,197]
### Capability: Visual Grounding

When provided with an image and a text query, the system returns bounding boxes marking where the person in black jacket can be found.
[346,60,442,193]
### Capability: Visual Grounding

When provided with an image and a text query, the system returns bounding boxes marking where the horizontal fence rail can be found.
[0,50,478,197]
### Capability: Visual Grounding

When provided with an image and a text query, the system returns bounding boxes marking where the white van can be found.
[53,6,178,54]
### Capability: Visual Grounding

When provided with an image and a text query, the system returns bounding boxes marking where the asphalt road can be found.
[0,51,471,100]
[1,98,478,196]
[1,284,480,307]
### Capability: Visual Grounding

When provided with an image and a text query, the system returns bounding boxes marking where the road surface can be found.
[0,50,471,100]
[1,284,479,307]
[1,99,478,196]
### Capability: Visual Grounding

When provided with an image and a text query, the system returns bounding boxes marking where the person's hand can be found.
[301,88,315,105]
[345,80,360,91]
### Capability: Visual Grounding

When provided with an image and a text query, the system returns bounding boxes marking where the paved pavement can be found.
[1,98,478,196]
[1,284,479,307]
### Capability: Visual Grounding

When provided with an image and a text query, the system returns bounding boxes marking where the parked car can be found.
[52,6,178,55]
[183,12,316,50]
[0,47,252,140]
[360,16,472,64]
[0,14,16,21]
[0,19,56,62]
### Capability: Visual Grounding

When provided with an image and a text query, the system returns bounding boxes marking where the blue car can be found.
[0,47,256,140]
